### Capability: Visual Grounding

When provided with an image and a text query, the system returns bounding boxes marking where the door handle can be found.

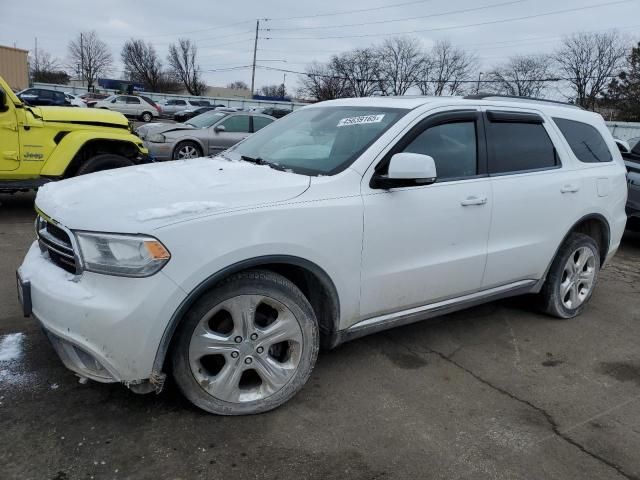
[460,195,487,206]
[561,184,580,193]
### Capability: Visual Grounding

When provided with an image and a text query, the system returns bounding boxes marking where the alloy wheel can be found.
[177,145,200,159]
[188,295,303,403]
[560,246,596,309]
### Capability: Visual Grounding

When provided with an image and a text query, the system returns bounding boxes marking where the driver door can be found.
[209,115,251,154]
[359,109,493,320]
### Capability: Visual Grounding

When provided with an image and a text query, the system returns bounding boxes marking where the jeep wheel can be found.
[173,141,202,160]
[540,233,600,319]
[75,154,135,176]
[171,270,319,415]
[140,111,153,123]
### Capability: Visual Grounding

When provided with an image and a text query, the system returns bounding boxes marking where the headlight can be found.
[75,232,170,277]
[149,133,166,143]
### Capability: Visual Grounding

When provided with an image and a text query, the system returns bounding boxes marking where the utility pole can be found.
[80,33,84,88]
[250,19,259,97]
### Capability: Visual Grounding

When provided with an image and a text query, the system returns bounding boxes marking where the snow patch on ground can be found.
[135,201,224,222]
[0,333,24,362]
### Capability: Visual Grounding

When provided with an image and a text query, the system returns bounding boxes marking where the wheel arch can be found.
[533,213,611,292]
[42,132,145,177]
[152,255,341,376]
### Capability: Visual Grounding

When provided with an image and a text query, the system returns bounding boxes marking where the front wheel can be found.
[172,141,202,160]
[75,154,134,175]
[539,233,600,319]
[171,270,319,415]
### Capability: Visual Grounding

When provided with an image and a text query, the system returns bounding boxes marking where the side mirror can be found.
[372,152,437,189]
[0,89,6,112]
[214,125,226,133]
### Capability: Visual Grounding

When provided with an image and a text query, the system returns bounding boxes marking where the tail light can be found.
[155,104,162,113]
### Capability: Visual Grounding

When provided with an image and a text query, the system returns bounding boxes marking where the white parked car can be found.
[18,95,628,415]
[91,94,161,122]
[64,93,86,108]
[160,99,211,117]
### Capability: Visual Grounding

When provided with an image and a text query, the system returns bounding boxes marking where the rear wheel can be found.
[140,111,153,122]
[172,141,202,160]
[171,270,319,415]
[539,233,600,319]
[75,154,134,176]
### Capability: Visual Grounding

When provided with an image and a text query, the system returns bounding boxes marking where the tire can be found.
[172,141,202,160]
[171,270,319,415]
[140,111,153,122]
[75,154,134,176]
[539,232,600,319]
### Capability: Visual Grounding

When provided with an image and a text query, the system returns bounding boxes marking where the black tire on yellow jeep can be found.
[75,154,134,176]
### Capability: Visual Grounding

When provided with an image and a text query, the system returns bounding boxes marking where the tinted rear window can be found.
[553,118,612,163]
[487,122,558,174]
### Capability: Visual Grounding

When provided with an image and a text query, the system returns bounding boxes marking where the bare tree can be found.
[227,80,249,90]
[30,50,69,84]
[121,39,163,91]
[485,54,554,97]
[377,37,424,95]
[67,31,113,89]
[259,84,287,98]
[167,39,206,96]
[331,48,381,97]
[428,40,477,96]
[298,62,350,101]
[554,31,628,110]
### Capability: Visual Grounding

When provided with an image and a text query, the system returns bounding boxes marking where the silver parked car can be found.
[136,110,275,160]
[160,99,211,117]
[91,95,161,122]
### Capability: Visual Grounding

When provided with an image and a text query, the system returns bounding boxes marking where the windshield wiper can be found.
[240,155,287,171]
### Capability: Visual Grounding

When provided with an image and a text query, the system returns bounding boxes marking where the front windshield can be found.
[186,111,227,128]
[226,106,407,176]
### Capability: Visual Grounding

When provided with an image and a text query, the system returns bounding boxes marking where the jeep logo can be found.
[24,152,44,161]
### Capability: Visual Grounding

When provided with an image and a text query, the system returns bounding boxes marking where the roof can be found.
[307,95,602,122]
[0,44,29,54]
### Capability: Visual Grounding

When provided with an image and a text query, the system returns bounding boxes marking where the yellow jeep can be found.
[0,76,149,192]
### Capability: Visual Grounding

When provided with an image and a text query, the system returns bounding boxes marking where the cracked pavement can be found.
[1,192,640,480]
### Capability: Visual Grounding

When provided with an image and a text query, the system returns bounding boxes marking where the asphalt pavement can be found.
[1,191,639,480]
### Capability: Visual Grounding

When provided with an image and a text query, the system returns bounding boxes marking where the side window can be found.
[115,96,128,103]
[221,115,250,133]
[127,96,141,104]
[486,121,557,174]
[402,121,477,180]
[54,92,65,102]
[553,117,612,163]
[40,90,53,99]
[253,116,274,132]
[176,100,186,105]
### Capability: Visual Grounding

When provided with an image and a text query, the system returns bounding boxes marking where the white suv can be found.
[18,95,628,415]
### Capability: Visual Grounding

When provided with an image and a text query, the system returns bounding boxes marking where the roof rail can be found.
[463,93,583,109]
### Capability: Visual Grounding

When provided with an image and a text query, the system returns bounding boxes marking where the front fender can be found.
[41,130,147,176]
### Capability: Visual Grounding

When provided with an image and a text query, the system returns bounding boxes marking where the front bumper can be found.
[18,242,186,383]
[143,141,172,161]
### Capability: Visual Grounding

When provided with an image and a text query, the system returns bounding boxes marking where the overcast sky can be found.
[3,0,640,95]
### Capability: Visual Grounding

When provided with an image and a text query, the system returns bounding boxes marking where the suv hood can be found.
[35,157,311,232]
[33,106,129,128]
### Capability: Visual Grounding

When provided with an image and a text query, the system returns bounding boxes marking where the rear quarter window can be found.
[553,118,612,163]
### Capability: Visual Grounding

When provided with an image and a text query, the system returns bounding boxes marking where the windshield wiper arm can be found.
[240,155,287,171]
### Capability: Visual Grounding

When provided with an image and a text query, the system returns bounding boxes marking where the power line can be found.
[101,19,254,39]
[255,64,622,85]
[265,0,634,40]
[266,0,528,32]
[264,0,438,22]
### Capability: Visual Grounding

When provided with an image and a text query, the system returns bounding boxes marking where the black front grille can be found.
[36,216,78,274]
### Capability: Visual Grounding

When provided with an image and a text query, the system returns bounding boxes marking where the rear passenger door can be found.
[251,115,274,132]
[126,96,142,116]
[481,109,583,288]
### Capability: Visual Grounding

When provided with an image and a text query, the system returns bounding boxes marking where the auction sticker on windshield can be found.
[337,114,385,127]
